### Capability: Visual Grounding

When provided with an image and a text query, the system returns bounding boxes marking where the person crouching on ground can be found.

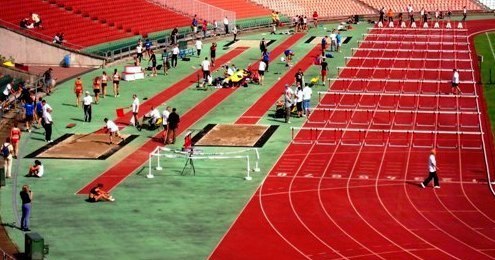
[104,118,124,144]
[26,160,44,178]
[284,49,295,67]
[88,183,115,202]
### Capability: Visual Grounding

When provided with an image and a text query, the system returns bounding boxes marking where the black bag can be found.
[275,108,285,118]
[182,57,190,61]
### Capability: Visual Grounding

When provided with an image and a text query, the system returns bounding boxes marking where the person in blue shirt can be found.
[24,101,35,132]
[284,49,294,67]
[336,32,342,52]
[35,97,43,127]
[262,50,270,72]
[144,39,152,58]
[321,36,328,56]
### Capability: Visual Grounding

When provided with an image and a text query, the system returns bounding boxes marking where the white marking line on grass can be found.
[486,32,495,60]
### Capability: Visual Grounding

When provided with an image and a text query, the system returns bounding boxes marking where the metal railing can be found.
[149,0,236,29]
[0,248,15,260]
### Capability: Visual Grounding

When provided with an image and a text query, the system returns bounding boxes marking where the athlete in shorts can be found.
[74,77,83,107]
[104,118,124,144]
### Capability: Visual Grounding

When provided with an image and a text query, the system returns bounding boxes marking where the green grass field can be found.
[475,32,495,135]
[0,22,371,259]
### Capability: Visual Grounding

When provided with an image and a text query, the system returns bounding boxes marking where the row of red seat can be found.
[199,0,271,19]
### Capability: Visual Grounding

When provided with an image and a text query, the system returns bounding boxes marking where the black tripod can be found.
[180,149,196,176]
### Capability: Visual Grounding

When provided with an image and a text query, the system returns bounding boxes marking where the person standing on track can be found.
[201,57,211,81]
[167,108,180,144]
[161,106,171,144]
[421,149,440,189]
[101,71,108,98]
[284,84,294,123]
[130,94,140,127]
[258,59,266,85]
[320,58,328,86]
[303,83,312,116]
[452,69,462,95]
[378,7,385,23]
[462,6,467,22]
[210,42,217,67]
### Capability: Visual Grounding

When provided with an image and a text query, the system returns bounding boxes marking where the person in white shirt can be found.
[201,57,211,81]
[258,60,266,85]
[223,16,229,34]
[195,39,202,56]
[329,30,337,52]
[27,160,44,178]
[136,44,143,63]
[2,80,14,103]
[232,25,238,41]
[145,106,161,126]
[302,84,312,116]
[452,69,461,94]
[104,118,123,144]
[421,149,440,188]
[31,13,42,28]
[284,84,294,123]
[171,44,180,68]
[462,6,467,22]
[82,91,93,122]
[42,107,53,142]
[296,85,303,117]
[161,106,171,144]
[130,94,140,127]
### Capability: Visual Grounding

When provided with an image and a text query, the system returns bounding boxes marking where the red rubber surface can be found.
[210,21,495,259]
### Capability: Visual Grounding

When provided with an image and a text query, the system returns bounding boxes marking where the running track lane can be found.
[211,22,495,259]
[235,45,322,124]
[94,47,249,134]
[77,33,305,194]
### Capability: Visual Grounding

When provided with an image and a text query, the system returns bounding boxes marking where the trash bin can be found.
[0,168,5,187]
[63,54,71,68]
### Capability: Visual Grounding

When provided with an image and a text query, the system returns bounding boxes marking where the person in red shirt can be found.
[312,11,319,28]
[74,77,83,107]
[10,122,21,158]
[202,19,208,38]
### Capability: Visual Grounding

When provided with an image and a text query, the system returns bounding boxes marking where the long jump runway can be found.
[210,22,495,259]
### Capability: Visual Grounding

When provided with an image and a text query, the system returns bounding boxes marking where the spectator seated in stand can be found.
[20,18,34,29]
[53,32,65,45]
[26,160,44,178]
[88,183,115,202]
[31,13,42,28]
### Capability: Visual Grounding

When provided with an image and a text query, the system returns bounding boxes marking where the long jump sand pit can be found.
[192,124,278,147]
[25,133,138,160]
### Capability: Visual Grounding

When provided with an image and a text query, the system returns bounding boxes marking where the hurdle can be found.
[337,67,474,73]
[351,48,470,54]
[362,33,468,39]
[290,127,483,149]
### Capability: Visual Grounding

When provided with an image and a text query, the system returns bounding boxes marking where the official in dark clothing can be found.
[167,108,180,144]
[20,185,33,231]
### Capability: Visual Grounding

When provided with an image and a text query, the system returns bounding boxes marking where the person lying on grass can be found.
[88,183,115,202]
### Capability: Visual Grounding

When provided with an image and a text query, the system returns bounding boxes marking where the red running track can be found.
[235,45,321,124]
[210,21,495,259]
[77,33,305,194]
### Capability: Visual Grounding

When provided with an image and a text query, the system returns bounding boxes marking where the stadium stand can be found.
[198,0,272,19]
[478,0,495,9]
[0,0,191,48]
[252,0,376,18]
[359,0,484,12]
